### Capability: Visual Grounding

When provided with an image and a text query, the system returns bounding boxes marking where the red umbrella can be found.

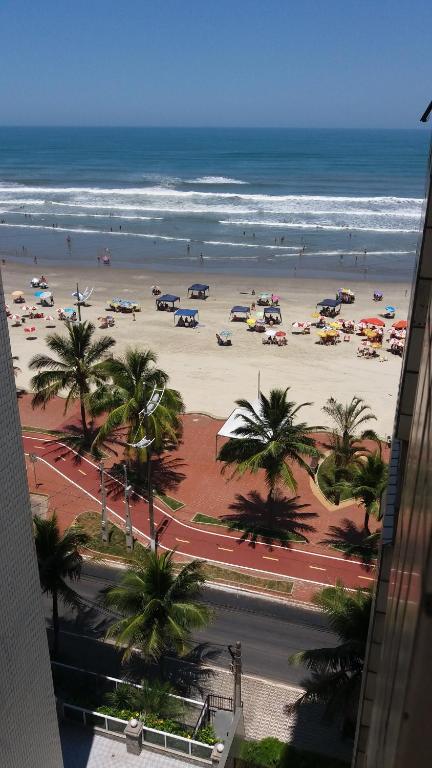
[24,326,36,333]
[360,317,385,327]
[275,330,286,337]
[392,320,407,330]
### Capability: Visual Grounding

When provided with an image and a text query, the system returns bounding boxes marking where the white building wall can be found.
[0,270,63,767]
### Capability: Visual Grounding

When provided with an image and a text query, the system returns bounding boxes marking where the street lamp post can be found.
[76,282,82,322]
[126,386,165,553]
[123,464,134,552]
[29,453,38,487]
[143,410,156,552]
[99,461,108,544]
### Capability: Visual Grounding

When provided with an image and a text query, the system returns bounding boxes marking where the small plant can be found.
[195,724,217,745]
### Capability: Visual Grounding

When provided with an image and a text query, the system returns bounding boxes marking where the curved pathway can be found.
[24,432,375,592]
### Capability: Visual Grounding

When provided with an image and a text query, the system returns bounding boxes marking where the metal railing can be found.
[52,661,203,708]
[61,702,213,760]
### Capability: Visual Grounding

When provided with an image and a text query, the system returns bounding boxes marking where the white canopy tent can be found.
[215,398,262,457]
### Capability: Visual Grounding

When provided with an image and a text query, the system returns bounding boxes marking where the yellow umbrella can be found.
[11,290,24,298]
[327,330,338,336]
[329,321,340,329]
[247,318,256,326]
[318,331,327,337]
[311,312,320,319]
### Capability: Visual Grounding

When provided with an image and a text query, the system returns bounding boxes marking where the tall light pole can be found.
[99,461,108,544]
[228,641,243,713]
[123,464,134,552]
[76,282,82,321]
[29,453,38,487]
[127,386,165,553]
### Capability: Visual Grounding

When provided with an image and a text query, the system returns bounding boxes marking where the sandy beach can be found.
[2,261,410,437]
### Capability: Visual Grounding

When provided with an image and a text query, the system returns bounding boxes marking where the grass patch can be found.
[193,513,306,542]
[201,563,294,596]
[193,513,226,526]
[76,511,146,560]
[156,493,185,511]
[317,454,353,504]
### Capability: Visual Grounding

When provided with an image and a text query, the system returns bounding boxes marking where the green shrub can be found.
[239,738,349,768]
[194,724,217,745]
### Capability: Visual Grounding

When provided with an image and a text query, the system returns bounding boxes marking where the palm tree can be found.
[106,678,182,720]
[34,513,89,657]
[340,453,388,533]
[217,388,323,500]
[104,549,211,662]
[91,348,184,461]
[322,396,379,503]
[29,321,116,440]
[287,583,372,733]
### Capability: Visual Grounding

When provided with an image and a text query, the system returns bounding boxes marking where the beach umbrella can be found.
[11,314,21,321]
[392,320,407,330]
[275,330,286,337]
[219,329,232,338]
[11,290,24,298]
[385,305,396,313]
[34,290,45,298]
[265,329,277,337]
[247,318,256,326]
[24,326,36,334]
[360,317,385,327]
[30,305,38,312]
[44,315,54,322]
[311,312,320,318]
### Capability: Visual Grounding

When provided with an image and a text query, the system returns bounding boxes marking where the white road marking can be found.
[309,566,326,571]
[263,556,279,561]
[78,469,86,476]
[218,546,234,552]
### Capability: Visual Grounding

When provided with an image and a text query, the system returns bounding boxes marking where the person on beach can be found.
[132,312,136,321]
[34,255,37,264]
[97,256,100,264]
[200,253,204,264]
[187,243,191,253]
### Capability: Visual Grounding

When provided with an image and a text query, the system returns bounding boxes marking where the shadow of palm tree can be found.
[319,518,379,569]
[104,456,186,501]
[222,490,317,548]
[43,422,122,465]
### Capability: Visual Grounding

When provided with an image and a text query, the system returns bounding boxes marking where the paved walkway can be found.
[61,722,189,768]
[23,431,376,598]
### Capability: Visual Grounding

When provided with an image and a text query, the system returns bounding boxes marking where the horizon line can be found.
[0,124,425,131]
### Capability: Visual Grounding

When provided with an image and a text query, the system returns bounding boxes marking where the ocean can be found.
[0,127,429,280]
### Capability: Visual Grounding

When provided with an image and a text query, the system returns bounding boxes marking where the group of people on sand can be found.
[177,315,196,328]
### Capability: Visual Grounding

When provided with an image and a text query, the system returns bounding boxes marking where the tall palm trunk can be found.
[79,386,89,439]
[52,588,59,658]
[363,510,371,534]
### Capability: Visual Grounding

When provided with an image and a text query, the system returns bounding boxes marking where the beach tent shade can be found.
[230,305,250,314]
[188,283,209,298]
[392,320,407,330]
[360,317,385,327]
[174,308,199,326]
[317,298,341,308]
[217,399,262,439]
[264,306,281,315]
[157,294,180,303]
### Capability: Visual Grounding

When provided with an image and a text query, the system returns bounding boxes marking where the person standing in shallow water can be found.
[200,253,204,265]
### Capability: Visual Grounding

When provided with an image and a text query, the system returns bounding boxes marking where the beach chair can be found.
[216,333,232,347]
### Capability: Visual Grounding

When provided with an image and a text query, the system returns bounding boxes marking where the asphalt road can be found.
[44,561,337,686]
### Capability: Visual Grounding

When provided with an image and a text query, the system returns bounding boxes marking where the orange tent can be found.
[392,320,408,330]
[360,317,385,327]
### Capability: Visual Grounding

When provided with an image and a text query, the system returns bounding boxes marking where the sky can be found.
[0,0,431,128]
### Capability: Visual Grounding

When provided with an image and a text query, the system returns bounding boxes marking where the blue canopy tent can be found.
[156,294,180,311]
[263,306,282,323]
[188,283,209,299]
[317,298,341,317]
[230,305,250,321]
[174,308,199,327]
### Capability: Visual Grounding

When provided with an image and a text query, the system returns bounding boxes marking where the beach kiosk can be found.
[317,298,341,318]
[230,305,250,322]
[264,306,282,324]
[188,283,209,300]
[174,308,199,328]
[156,294,180,312]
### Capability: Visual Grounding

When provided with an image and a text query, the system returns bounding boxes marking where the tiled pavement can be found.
[61,722,190,768]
